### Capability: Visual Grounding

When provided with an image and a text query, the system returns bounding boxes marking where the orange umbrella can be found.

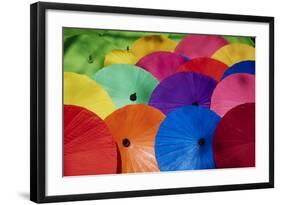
[105,104,165,173]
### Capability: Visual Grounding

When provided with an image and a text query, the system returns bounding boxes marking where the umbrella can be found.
[211,43,255,67]
[213,103,255,168]
[64,105,117,176]
[174,34,228,59]
[92,64,158,108]
[105,104,165,173]
[176,57,228,81]
[104,49,137,66]
[136,51,187,81]
[131,35,177,60]
[211,73,255,117]
[155,106,221,171]
[64,72,115,119]
[221,60,255,80]
[223,36,255,47]
[149,72,217,115]
[64,32,138,77]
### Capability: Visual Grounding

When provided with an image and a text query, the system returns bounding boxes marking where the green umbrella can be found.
[92,64,159,108]
[64,33,134,77]
[224,35,255,47]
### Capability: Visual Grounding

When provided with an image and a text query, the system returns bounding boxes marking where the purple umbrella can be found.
[136,51,187,81]
[149,72,217,115]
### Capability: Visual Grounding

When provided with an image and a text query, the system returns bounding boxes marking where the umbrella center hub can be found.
[198,138,206,146]
[192,101,199,106]
[130,93,137,101]
[122,138,131,147]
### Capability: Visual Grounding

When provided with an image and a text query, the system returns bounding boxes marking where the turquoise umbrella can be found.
[92,64,159,108]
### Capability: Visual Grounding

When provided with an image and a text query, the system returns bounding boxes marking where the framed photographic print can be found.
[30,2,274,203]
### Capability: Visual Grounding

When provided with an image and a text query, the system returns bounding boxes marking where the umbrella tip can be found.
[122,138,131,147]
[198,138,206,146]
[192,101,199,106]
[130,93,137,101]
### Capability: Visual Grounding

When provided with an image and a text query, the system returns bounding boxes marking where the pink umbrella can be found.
[175,34,228,59]
[211,73,255,117]
[136,51,187,81]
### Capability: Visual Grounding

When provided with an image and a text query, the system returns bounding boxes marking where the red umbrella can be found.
[64,105,118,176]
[213,103,255,168]
[176,57,228,81]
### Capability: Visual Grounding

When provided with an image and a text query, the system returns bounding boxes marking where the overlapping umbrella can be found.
[213,103,255,168]
[149,72,217,115]
[175,34,228,59]
[212,43,255,67]
[222,60,255,79]
[92,64,158,108]
[136,51,187,81]
[64,105,117,176]
[211,73,255,117]
[105,104,165,173]
[64,72,115,119]
[131,35,177,60]
[155,106,221,171]
[176,57,228,81]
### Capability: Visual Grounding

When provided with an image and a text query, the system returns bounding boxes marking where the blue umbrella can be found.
[221,60,255,80]
[155,106,221,171]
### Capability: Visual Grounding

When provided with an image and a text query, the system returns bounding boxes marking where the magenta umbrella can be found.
[211,73,255,117]
[149,72,217,115]
[136,51,187,81]
[175,34,228,59]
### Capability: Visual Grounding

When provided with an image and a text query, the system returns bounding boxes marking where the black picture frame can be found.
[30,2,274,203]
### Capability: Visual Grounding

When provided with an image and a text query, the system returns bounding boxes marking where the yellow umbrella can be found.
[131,35,177,60]
[64,72,115,119]
[104,49,137,66]
[211,43,255,67]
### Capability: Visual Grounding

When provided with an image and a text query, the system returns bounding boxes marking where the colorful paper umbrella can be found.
[64,105,117,176]
[92,64,158,108]
[149,72,217,115]
[105,104,165,173]
[64,33,136,76]
[211,73,255,117]
[104,49,137,66]
[155,106,221,171]
[222,60,255,79]
[136,51,187,81]
[131,35,177,60]
[223,36,255,47]
[176,57,228,81]
[213,103,255,168]
[64,72,115,119]
[174,34,228,59]
[211,43,255,67]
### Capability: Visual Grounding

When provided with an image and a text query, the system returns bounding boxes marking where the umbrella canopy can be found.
[211,73,255,117]
[211,43,255,67]
[136,51,187,81]
[92,64,158,108]
[213,103,255,168]
[223,36,255,47]
[64,72,115,119]
[174,34,228,59]
[155,106,221,171]
[131,35,177,60]
[221,60,255,80]
[176,57,228,81]
[105,104,165,173]
[149,72,217,115]
[104,49,137,66]
[64,105,117,176]
[64,33,135,76]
